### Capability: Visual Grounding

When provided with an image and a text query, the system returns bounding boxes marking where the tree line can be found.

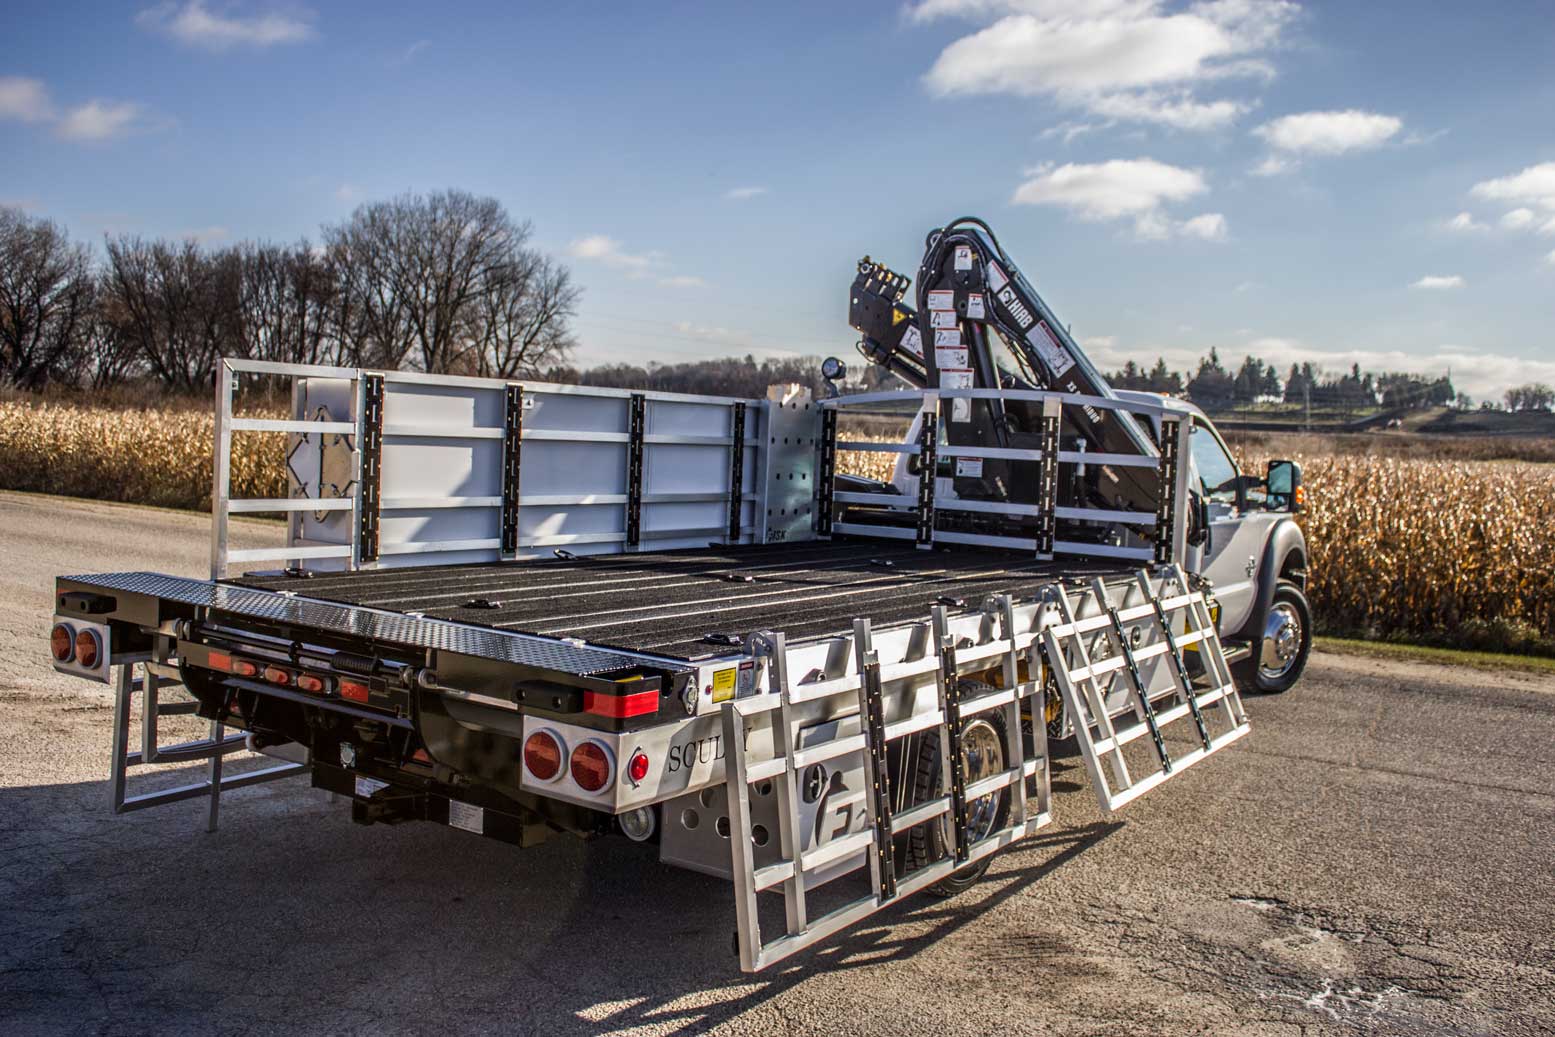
[1111,348,1460,412]
[0,191,579,392]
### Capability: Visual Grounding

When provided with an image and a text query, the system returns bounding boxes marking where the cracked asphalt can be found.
[2,490,1553,1036]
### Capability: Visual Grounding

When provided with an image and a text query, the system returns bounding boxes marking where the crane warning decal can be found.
[899,324,923,358]
[1028,321,1076,377]
[954,245,973,270]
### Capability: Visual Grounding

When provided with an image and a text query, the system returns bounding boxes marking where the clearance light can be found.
[339,679,370,703]
[232,659,259,677]
[297,674,326,694]
[583,688,659,719]
[207,651,233,672]
[1294,485,1307,512]
[74,629,102,669]
[263,666,292,687]
[627,750,650,786]
[570,740,614,793]
[523,730,565,783]
[50,623,75,663]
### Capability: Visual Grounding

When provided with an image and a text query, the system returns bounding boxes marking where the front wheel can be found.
[1239,581,1312,693]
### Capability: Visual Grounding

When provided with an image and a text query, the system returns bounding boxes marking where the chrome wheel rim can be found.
[958,718,1005,842]
[1258,601,1302,681]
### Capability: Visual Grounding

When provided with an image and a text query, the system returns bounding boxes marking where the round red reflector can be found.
[263,666,291,686]
[627,750,650,785]
[74,629,101,669]
[50,623,75,663]
[523,730,563,782]
[570,741,613,793]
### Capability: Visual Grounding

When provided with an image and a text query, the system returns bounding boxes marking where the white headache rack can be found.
[1041,565,1248,813]
[818,387,1191,567]
[720,593,1053,973]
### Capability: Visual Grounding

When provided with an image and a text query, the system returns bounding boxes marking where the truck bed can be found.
[232,541,1133,662]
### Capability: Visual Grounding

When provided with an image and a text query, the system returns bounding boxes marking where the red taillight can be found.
[50,623,75,663]
[263,666,292,687]
[583,688,659,719]
[339,679,369,703]
[297,673,326,694]
[570,740,613,793]
[523,730,564,783]
[74,629,101,669]
[207,650,233,672]
[627,750,650,785]
[232,659,259,677]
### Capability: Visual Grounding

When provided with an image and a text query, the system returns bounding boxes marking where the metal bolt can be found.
[339,743,357,768]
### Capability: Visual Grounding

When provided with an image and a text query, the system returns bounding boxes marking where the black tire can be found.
[1237,581,1312,694]
[907,683,1013,897]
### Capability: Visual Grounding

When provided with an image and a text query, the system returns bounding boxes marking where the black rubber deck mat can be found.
[232,541,1131,662]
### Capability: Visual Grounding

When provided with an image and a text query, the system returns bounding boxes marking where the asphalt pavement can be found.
[2,490,1552,1036]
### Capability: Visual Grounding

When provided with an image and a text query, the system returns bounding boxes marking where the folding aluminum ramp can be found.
[720,595,1053,973]
[1040,565,1248,813]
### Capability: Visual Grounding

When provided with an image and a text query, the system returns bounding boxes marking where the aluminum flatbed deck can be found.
[232,541,1132,662]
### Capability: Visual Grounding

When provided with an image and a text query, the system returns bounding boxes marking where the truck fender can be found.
[1237,518,1308,643]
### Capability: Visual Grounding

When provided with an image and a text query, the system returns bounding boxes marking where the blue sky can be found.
[3,1,1553,401]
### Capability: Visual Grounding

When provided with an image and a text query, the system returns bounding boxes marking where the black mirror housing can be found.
[1266,459,1303,512]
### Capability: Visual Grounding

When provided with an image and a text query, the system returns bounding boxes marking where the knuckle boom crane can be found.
[847,216,1162,554]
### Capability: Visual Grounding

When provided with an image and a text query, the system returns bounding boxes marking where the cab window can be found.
[1190,422,1239,504]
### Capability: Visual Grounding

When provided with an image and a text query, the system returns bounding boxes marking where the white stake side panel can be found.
[211,359,778,576]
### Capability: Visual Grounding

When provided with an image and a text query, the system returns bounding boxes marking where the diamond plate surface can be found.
[62,572,667,676]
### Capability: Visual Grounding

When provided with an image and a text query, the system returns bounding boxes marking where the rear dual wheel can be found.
[906,682,1012,897]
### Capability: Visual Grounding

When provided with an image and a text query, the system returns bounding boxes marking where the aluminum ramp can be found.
[1041,565,1248,813]
[720,594,1054,973]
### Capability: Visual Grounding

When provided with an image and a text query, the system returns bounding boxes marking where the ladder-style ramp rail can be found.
[1041,565,1248,813]
[720,593,1054,973]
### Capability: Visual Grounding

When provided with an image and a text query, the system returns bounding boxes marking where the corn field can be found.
[2,400,1551,653]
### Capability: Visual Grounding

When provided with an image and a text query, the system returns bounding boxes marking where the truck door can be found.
[1186,420,1274,636]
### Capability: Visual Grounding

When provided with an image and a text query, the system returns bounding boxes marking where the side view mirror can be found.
[1266,459,1303,512]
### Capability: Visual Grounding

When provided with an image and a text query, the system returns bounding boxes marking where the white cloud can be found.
[1253,109,1402,155]
[1178,212,1228,241]
[0,76,54,123]
[335,183,361,203]
[1543,216,1555,236]
[1500,207,1536,230]
[1013,158,1220,239]
[567,235,663,275]
[1470,162,1555,214]
[1409,275,1465,291]
[55,100,144,141]
[658,275,708,288]
[724,186,767,201]
[1251,155,1292,177]
[1547,248,1555,267]
[1443,211,1486,233]
[137,1,317,50]
[916,0,1296,131]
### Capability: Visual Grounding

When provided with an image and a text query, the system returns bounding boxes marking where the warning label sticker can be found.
[934,328,961,347]
[892,307,910,326]
[938,368,973,390]
[899,324,923,358]
[737,660,756,698]
[955,457,984,478]
[712,667,737,703]
[987,262,1009,293]
[954,245,973,271]
[935,346,969,369]
[929,309,958,329]
[1028,321,1076,377]
[965,293,986,320]
[448,800,484,835]
[927,289,955,311]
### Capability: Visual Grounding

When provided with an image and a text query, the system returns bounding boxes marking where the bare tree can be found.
[100,236,242,391]
[469,252,578,377]
[237,240,338,366]
[0,207,96,388]
[323,190,576,374]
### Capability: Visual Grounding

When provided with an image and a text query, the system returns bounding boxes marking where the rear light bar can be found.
[583,688,659,719]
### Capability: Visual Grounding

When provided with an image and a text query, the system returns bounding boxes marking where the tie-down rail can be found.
[1041,564,1248,813]
[720,593,1054,973]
